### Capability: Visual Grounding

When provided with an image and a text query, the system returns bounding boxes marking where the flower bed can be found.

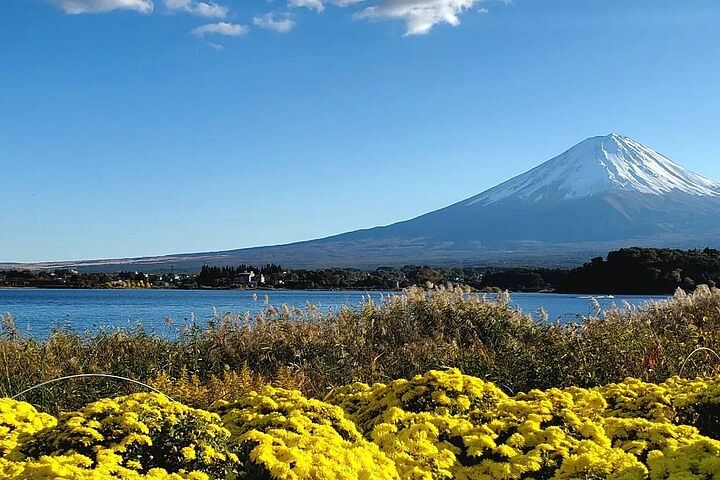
[1,369,719,479]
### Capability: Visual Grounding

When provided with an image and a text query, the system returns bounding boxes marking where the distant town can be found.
[0,264,475,291]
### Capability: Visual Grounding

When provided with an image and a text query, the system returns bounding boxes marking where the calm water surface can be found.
[0,288,670,338]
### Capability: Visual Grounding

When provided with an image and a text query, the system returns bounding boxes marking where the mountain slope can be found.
[296,133,720,250]
[16,134,720,271]
[466,134,720,205]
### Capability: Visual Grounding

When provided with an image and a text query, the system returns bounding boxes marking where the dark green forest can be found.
[557,247,720,294]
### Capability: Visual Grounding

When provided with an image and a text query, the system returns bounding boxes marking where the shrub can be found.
[0,399,56,456]
[333,372,643,480]
[18,393,241,478]
[213,386,399,480]
[2,371,720,479]
[0,454,211,479]
[326,369,509,434]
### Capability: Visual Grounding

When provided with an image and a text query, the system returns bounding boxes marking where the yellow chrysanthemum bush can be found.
[327,369,720,480]
[599,378,677,424]
[16,393,242,479]
[0,399,57,457]
[327,369,509,433]
[2,369,720,479]
[662,376,720,439]
[212,385,399,480]
[600,376,720,439]
[471,387,647,480]
[326,369,520,479]
[645,437,720,480]
[0,453,212,479]
[330,371,644,480]
[604,416,709,459]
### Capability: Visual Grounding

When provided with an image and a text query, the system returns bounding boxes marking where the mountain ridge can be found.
[466,133,720,206]
[6,134,720,271]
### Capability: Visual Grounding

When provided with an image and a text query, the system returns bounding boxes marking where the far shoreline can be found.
[5,247,715,296]
[0,284,679,296]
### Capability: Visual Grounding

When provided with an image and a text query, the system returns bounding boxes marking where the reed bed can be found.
[2,285,720,412]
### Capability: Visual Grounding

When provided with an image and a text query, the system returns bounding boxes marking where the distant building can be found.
[233,271,265,287]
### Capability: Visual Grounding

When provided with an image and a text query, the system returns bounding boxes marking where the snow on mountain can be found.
[466,133,720,207]
[20,134,720,271]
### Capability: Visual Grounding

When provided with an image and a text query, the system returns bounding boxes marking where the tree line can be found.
[558,247,720,294]
[3,247,720,294]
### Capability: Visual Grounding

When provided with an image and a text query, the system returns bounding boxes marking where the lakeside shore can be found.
[5,247,720,295]
[1,285,715,413]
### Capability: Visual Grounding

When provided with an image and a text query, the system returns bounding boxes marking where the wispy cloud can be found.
[286,0,365,11]
[163,0,227,18]
[49,0,153,14]
[288,0,325,13]
[331,0,365,6]
[355,0,479,35]
[253,13,295,33]
[50,0,496,38]
[191,21,250,37]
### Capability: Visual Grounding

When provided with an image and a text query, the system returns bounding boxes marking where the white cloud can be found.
[253,13,295,33]
[287,0,367,12]
[191,21,250,36]
[331,0,365,6]
[355,0,478,35]
[163,0,227,18]
[50,0,495,39]
[288,0,325,13]
[50,0,153,14]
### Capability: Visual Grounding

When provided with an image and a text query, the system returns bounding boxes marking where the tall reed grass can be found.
[2,285,720,412]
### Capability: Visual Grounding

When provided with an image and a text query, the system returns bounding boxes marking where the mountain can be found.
[467,133,720,204]
[12,134,720,271]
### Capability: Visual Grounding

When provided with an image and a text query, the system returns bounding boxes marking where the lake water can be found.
[0,288,670,338]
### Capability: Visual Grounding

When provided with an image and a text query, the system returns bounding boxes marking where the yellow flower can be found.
[2,371,720,480]
[214,385,399,480]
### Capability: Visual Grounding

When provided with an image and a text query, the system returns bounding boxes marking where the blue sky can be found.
[1,0,719,262]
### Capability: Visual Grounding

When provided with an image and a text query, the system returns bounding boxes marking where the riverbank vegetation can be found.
[1,284,720,414]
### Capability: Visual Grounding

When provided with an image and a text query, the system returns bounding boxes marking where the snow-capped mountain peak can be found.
[467,133,720,206]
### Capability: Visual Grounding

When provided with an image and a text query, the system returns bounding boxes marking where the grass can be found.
[2,285,720,412]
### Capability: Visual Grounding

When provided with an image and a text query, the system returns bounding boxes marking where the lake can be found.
[0,288,670,338]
